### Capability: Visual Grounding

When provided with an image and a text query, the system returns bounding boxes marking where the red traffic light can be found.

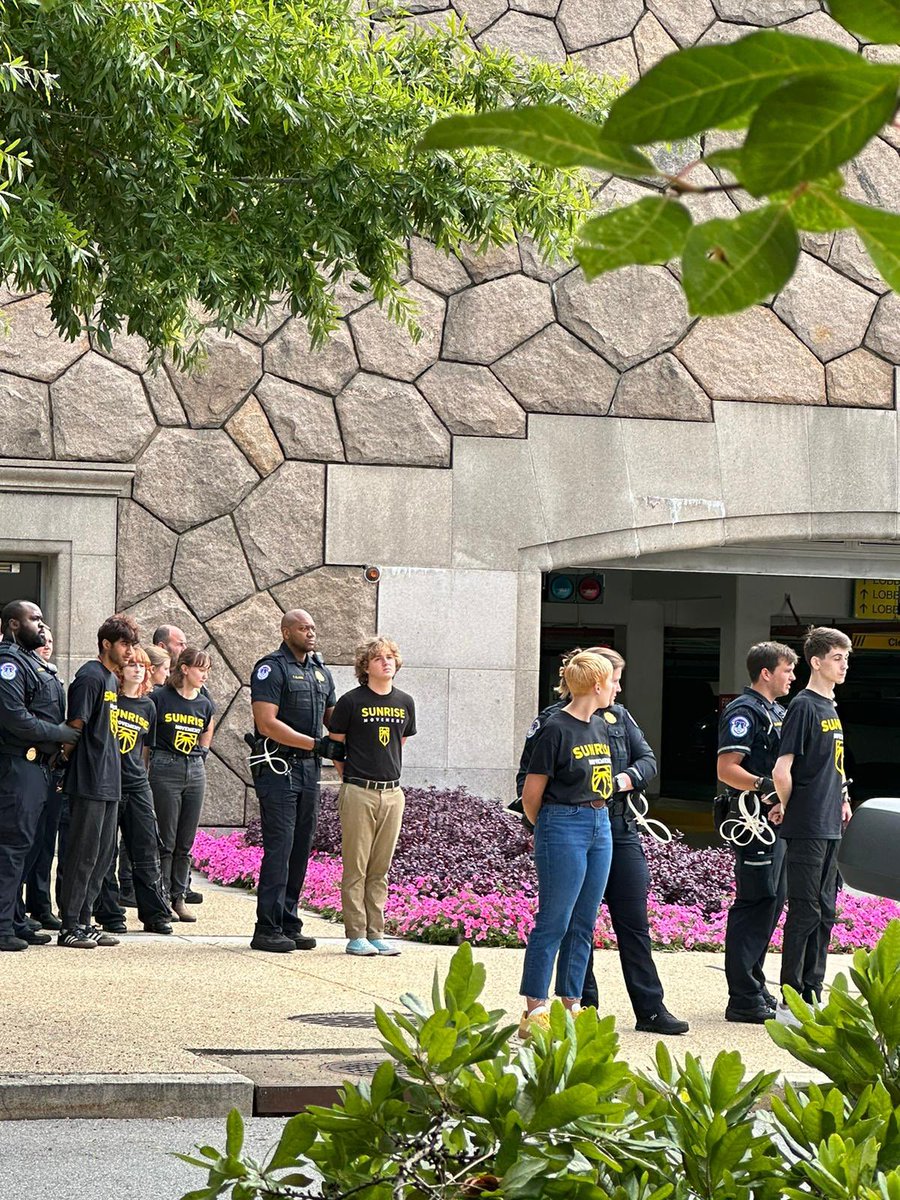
[578,576,602,602]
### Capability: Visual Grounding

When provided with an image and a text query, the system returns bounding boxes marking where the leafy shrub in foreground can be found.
[180,921,900,1200]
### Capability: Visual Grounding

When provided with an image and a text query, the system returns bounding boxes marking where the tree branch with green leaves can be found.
[0,0,617,367]
[420,8,900,319]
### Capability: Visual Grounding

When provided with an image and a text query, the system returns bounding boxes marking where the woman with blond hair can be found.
[517,646,688,1036]
[145,644,171,689]
[149,647,214,921]
[519,650,616,1034]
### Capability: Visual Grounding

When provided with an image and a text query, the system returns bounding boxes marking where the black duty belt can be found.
[345,776,401,791]
[0,745,53,764]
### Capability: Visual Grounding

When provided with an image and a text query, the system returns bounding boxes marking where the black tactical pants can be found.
[254,758,319,936]
[581,814,665,1018]
[781,837,840,1002]
[24,769,65,919]
[725,837,787,1007]
[0,754,48,936]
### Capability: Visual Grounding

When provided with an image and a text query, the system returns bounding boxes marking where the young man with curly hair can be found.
[327,637,416,958]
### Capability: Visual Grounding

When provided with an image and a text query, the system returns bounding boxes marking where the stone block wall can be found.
[0,0,896,820]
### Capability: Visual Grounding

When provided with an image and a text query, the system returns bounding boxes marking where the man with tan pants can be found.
[327,637,416,957]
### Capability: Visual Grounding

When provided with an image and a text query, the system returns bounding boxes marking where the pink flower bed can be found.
[192,829,900,952]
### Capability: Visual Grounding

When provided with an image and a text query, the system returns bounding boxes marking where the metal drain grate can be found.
[325,1058,382,1075]
[288,1012,374,1028]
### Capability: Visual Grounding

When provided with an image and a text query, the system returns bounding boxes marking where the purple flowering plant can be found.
[196,785,900,951]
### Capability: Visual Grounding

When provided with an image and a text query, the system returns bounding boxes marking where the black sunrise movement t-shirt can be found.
[151,686,215,756]
[328,685,416,782]
[526,709,614,807]
[778,689,845,839]
[64,659,121,802]
[116,694,156,787]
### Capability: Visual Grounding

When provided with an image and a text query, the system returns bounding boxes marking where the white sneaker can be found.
[776,1000,802,1029]
[346,937,378,957]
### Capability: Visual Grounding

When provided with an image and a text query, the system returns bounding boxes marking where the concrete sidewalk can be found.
[0,875,844,1119]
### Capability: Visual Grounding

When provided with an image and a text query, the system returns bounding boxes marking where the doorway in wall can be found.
[539,545,900,805]
[0,558,43,611]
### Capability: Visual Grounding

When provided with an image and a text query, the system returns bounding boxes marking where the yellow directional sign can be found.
[854,579,900,620]
[851,633,900,651]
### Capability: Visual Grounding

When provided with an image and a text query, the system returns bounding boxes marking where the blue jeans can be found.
[521,804,612,1000]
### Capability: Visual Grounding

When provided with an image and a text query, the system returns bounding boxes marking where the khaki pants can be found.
[338,782,404,939]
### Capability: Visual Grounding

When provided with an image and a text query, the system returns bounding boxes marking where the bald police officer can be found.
[249,609,335,953]
[0,601,80,951]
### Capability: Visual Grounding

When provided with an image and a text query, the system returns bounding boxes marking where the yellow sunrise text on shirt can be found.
[572,742,611,759]
[164,712,206,728]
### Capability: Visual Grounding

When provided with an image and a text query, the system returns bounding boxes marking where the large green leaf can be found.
[576,196,692,277]
[781,184,853,233]
[741,68,900,195]
[419,105,655,177]
[529,1083,598,1132]
[831,0,900,43]
[681,204,799,316]
[603,30,873,144]
[267,1114,316,1172]
[840,198,900,290]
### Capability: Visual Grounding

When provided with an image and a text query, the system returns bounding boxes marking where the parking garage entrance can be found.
[539,546,900,806]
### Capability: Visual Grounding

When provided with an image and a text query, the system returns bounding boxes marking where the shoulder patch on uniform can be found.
[0,662,16,681]
[256,664,272,681]
[526,717,541,738]
[729,714,750,739]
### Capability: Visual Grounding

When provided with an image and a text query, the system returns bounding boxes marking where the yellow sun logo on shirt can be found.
[591,764,613,800]
[174,729,198,755]
[379,726,391,747]
[118,726,137,756]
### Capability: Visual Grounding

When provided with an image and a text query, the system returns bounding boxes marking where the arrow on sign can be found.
[860,603,868,613]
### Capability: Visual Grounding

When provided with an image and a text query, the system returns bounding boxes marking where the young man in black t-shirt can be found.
[772,626,852,1025]
[327,637,416,958]
[59,614,139,948]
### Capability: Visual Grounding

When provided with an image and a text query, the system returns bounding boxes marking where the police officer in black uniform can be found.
[0,600,80,951]
[517,647,689,1036]
[19,628,66,931]
[717,640,798,1023]
[249,608,336,953]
